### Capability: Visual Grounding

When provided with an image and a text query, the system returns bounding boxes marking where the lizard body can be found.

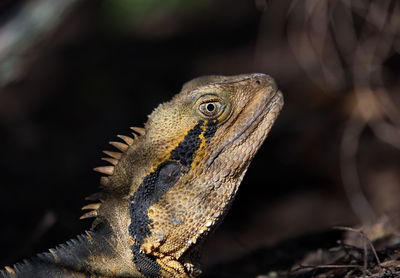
[1,73,283,278]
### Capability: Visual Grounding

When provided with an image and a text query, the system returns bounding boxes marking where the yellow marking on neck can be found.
[148,129,190,173]
[147,120,213,176]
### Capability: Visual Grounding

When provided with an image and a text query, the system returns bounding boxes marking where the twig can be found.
[334,226,382,267]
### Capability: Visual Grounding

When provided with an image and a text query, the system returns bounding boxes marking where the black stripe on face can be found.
[204,120,217,139]
[128,120,218,277]
[170,120,204,167]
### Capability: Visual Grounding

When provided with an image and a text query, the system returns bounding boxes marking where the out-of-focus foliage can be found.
[101,0,211,32]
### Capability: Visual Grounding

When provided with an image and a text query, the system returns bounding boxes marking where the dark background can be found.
[0,0,399,276]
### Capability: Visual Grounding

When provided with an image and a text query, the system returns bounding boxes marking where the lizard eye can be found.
[199,101,223,118]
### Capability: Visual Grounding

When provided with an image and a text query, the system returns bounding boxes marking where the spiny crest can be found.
[80,126,145,220]
[80,203,101,220]
[1,234,92,276]
[93,126,145,177]
[4,266,15,275]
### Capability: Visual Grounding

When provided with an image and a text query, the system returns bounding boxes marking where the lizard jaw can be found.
[206,87,283,168]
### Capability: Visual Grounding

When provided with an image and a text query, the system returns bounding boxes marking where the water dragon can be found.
[1,73,283,278]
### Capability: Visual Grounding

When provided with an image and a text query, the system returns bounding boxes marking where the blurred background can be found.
[0,0,399,277]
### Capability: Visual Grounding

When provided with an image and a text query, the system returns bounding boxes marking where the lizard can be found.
[0,73,283,278]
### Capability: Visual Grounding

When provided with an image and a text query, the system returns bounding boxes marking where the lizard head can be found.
[129,73,283,275]
[89,73,283,277]
[145,73,282,181]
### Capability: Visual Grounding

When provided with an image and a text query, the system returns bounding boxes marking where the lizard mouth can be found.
[238,89,283,142]
[206,87,283,167]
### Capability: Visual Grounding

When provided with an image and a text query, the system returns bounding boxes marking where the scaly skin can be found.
[1,73,283,278]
